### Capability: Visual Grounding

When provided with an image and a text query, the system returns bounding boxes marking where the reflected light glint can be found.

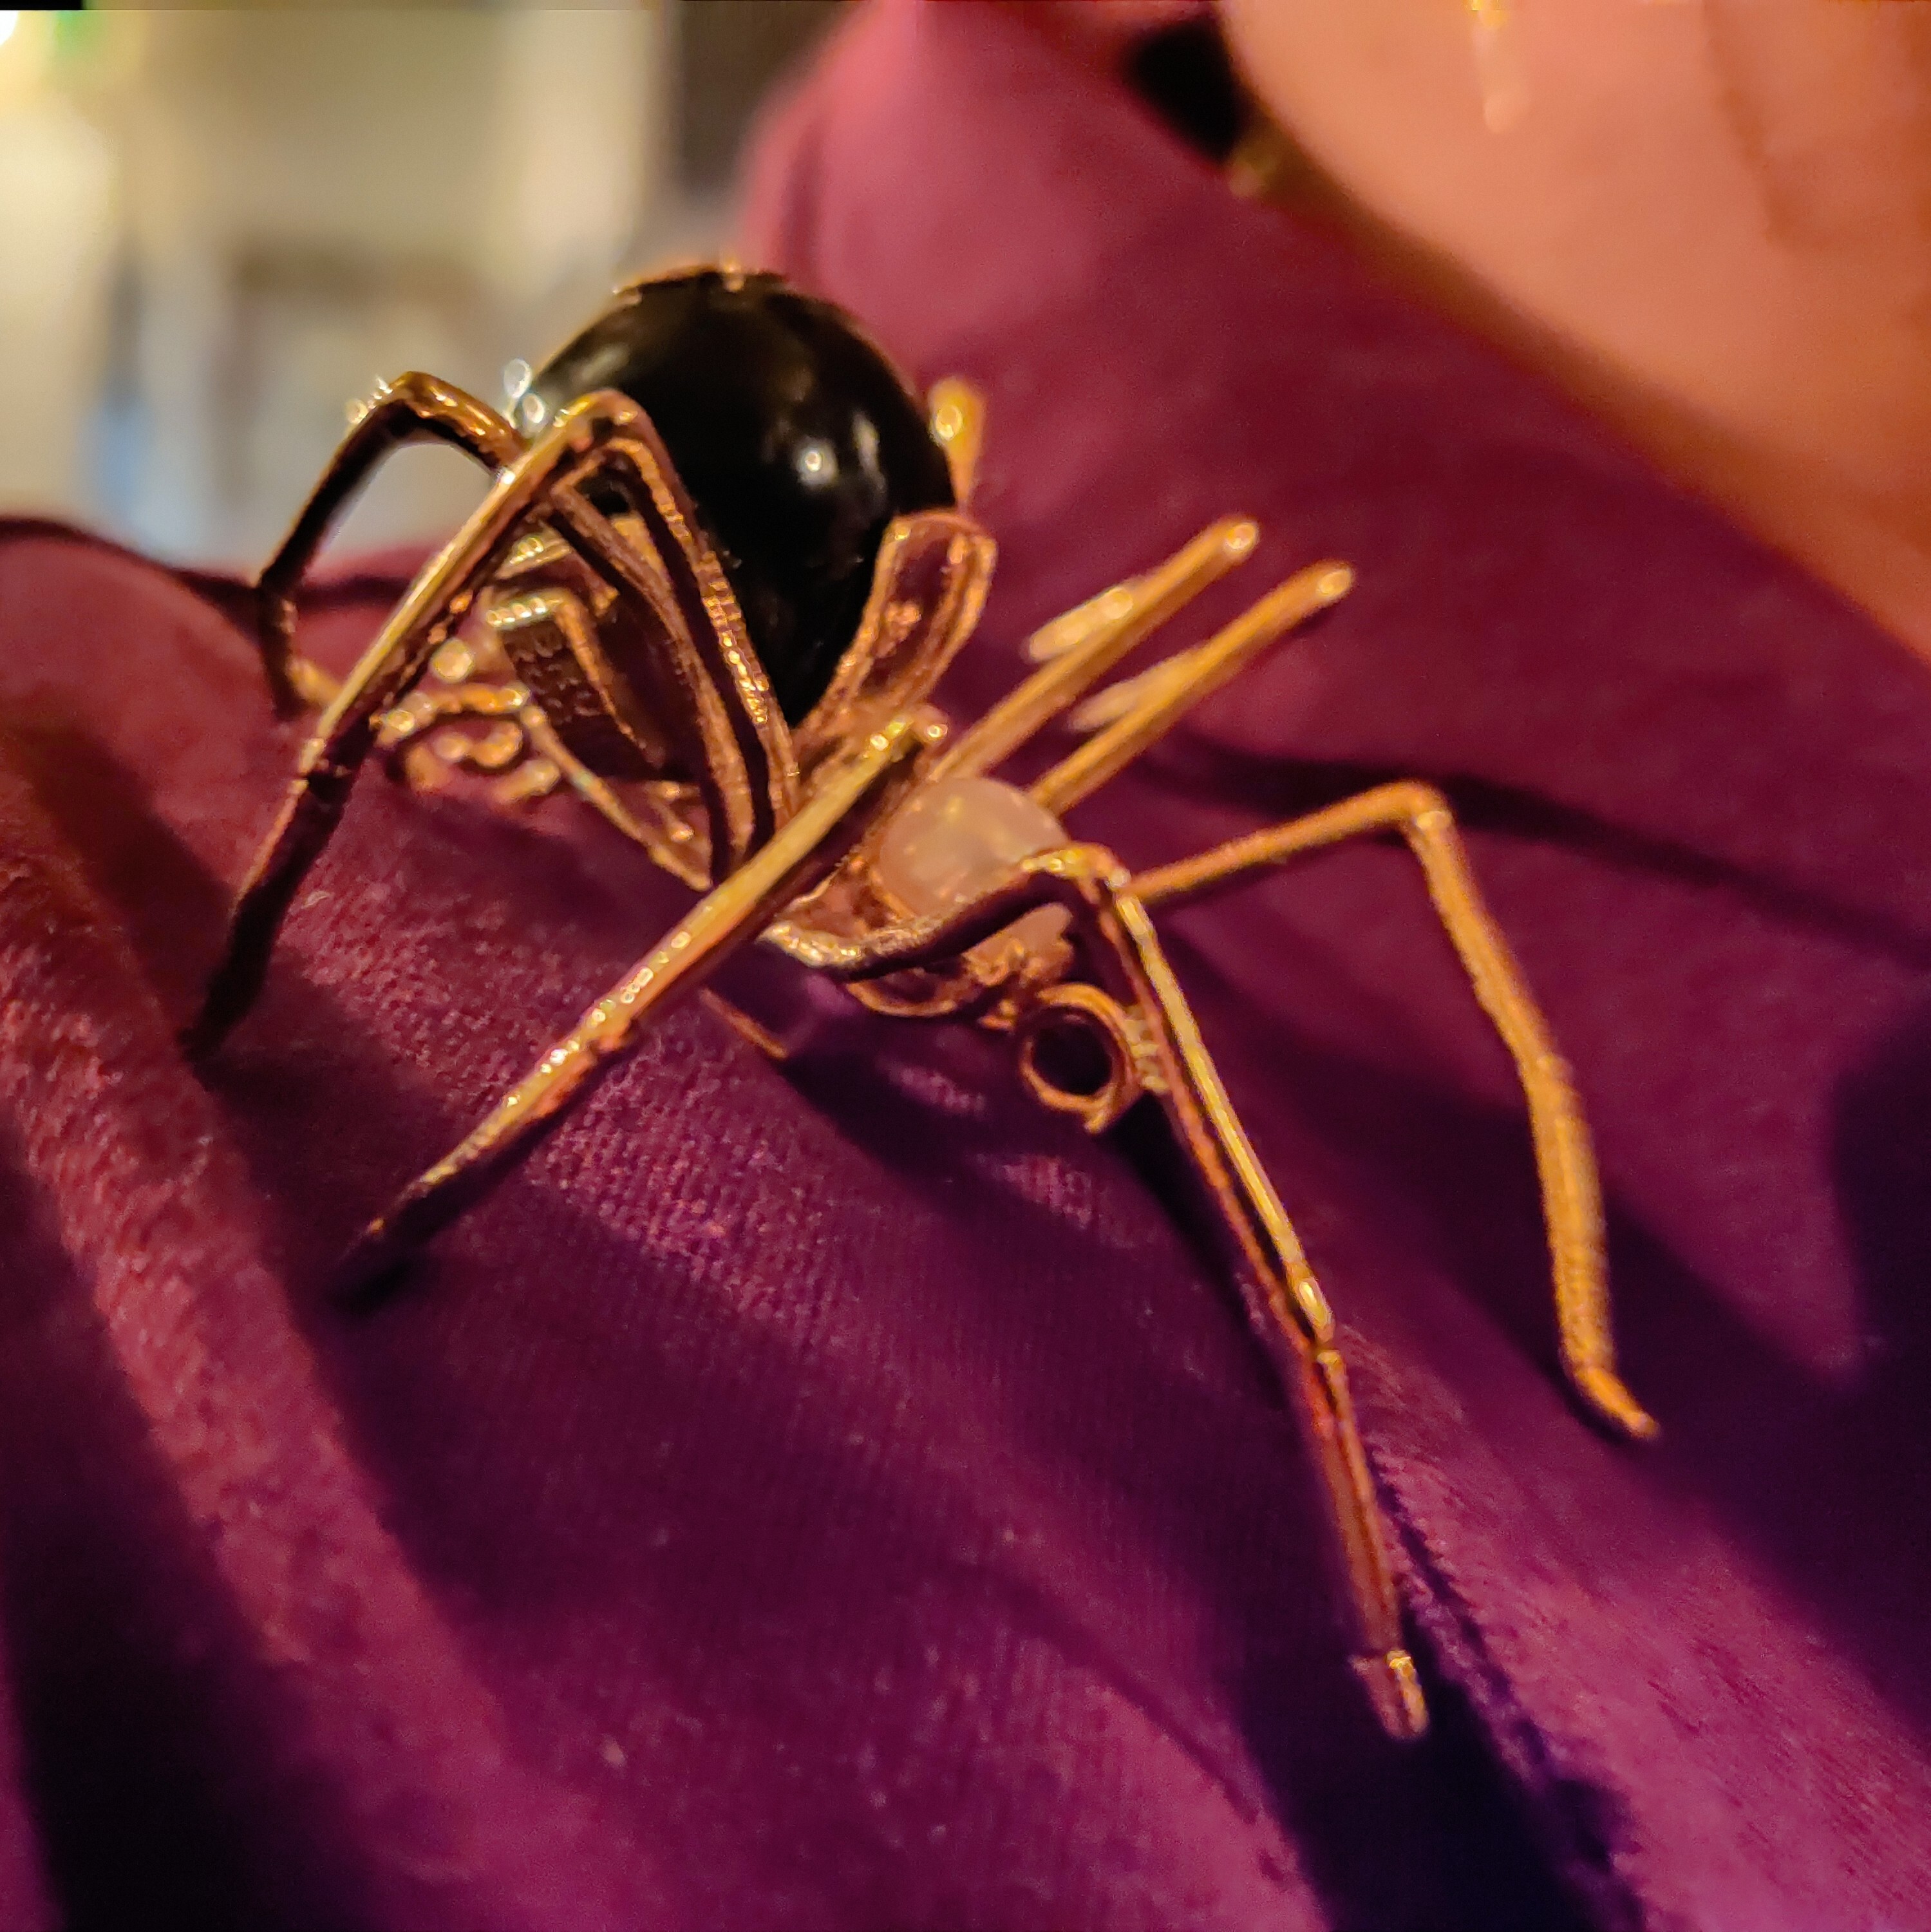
[0,15,17,52]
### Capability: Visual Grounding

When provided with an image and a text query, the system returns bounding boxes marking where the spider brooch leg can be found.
[773,846,1430,1738]
[187,388,798,1058]
[252,374,525,716]
[844,575,1648,1735]
[936,555,1654,1446]
[331,714,931,1293]
[1131,787,1657,1444]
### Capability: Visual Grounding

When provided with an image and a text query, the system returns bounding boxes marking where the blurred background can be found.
[0,1,840,567]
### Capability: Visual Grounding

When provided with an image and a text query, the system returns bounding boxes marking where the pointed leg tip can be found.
[179,1006,229,1065]
[182,971,257,1062]
[1575,1365,1661,1444]
[1353,1648,1429,1741]
[328,1220,416,1304]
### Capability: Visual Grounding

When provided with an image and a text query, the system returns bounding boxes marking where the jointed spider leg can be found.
[1133,784,1657,1443]
[255,374,524,717]
[1028,562,1352,816]
[191,395,685,1058]
[1089,866,1426,1740]
[326,715,931,1298]
[983,553,1649,1438]
[931,518,1259,782]
[775,846,1426,1741]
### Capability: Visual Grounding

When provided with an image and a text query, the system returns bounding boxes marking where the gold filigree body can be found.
[191,269,1655,1748]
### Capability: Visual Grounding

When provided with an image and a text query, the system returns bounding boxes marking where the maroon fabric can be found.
[0,4,1927,1925]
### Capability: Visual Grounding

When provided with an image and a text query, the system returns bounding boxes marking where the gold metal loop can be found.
[1012,982,1145,1135]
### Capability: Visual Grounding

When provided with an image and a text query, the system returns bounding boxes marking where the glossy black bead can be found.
[525,269,956,726]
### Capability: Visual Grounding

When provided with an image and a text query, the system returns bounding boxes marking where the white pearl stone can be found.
[875,775,1071,960]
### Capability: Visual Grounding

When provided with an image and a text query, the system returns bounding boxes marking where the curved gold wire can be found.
[1011,981,1147,1134]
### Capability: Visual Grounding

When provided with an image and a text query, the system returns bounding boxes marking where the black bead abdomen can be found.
[525,270,956,725]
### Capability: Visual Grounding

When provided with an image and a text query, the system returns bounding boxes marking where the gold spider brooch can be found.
[188,265,1655,1744]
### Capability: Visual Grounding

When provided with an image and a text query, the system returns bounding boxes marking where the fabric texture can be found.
[0,3,1925,1924]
